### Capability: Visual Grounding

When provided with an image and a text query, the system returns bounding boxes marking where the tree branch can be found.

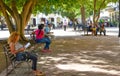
[93,0,97,25]
[25,0,37,26]
[0,0,15,18]
[21,0,33,20]
[11,0,20,19]
[95,0,106,23]
[11,0,21,29]
[0,5,13,32]
[0,0,15,32]
[21,0,37,28]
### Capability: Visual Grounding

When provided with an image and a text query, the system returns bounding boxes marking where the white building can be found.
[29,13,68,28]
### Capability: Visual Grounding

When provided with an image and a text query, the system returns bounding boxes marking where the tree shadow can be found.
[37,50,120,76]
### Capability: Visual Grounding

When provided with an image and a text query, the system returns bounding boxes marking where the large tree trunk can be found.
[80,5,86,34]
[0,0,37,41]
[80,5,86,26]
[15,16,28,41]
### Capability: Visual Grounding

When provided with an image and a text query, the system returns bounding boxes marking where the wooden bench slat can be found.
[3,43,31,75]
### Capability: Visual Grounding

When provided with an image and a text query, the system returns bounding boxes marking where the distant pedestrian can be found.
[0,24,4,30]
[73,19,78,31]
[68,20,73,28]
[0,24,6,30]
[27,25,30,34]
[63,20,68,31]
[44,24,54,39]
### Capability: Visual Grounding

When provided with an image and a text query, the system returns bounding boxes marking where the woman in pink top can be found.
[33,24,51,52]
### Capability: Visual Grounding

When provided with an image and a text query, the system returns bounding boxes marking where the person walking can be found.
[63,20,68,31]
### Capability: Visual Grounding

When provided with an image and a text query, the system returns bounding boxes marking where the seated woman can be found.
[32,24,51,53]
[8,31,44,76]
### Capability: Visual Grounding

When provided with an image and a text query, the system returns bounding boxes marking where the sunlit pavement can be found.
[51,27,119,36]
[0,27,119,40]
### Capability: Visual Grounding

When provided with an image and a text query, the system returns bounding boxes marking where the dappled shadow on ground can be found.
[5,36,120,76]
[36,36,120,76]
[37,51,120,76]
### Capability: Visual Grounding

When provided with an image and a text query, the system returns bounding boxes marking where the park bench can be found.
[86,27,97,35]
[29,32,54,49]
[82,26,96,35]
[3,43,31,76]
[83,26,106,36]
[29,33,45,52]
[24,28,34,34]
[29,30,54,54]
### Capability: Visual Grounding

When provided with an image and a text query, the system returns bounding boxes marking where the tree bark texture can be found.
[80,6,86,26]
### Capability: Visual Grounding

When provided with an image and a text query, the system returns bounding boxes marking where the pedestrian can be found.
[63,20,67,31]
[27,24,30,34]
[44,24,54,39]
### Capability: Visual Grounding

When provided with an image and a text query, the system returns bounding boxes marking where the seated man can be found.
[99,23,106,36]
[87,24,93,32]
[44,24,54,39]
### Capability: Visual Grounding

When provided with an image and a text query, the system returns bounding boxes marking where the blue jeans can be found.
[16,52,37,70]
[36,37,51,49]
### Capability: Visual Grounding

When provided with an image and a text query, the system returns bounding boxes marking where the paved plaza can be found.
[0,27,120,76]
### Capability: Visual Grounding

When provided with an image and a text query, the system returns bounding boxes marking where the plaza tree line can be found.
[0,0,119,41]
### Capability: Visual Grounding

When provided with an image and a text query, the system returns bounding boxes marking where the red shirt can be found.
[35,29,44,39]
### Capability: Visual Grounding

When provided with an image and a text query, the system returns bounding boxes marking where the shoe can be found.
[41,49,51,53]
[41,49,48,53]
[47,49,52,52]
[33,70,45,76]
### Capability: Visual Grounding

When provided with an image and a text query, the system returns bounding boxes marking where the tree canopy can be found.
[0,0,119,40]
